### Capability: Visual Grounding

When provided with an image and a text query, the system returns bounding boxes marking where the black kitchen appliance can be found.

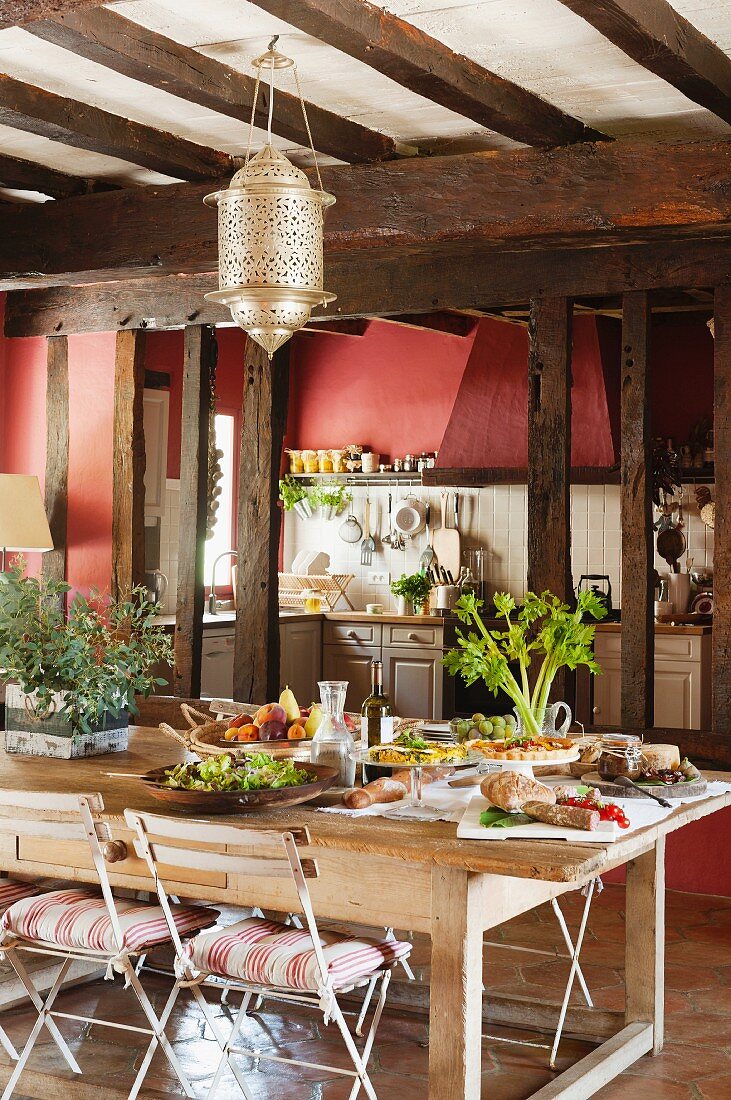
[575,574,617,620]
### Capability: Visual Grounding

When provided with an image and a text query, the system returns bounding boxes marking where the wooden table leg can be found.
[428,865,483,1099]
[625,837,665,1055]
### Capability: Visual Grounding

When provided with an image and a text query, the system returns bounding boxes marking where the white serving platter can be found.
[456,789,670,844]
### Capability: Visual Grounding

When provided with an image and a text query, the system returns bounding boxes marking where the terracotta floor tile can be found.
[696,1074,731,1099]
[688,985,731,1016]
[620,1042,731,1081]
[595,1076,694,1099]
[665,1009,731,1047]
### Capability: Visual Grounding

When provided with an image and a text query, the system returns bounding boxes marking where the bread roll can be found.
[480,772,556,812]
[342,778,407,809]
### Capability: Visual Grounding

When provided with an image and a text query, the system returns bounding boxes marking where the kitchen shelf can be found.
[421,466,621,486]
[288,472,424,484]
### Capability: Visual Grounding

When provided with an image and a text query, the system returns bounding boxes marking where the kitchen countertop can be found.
[154,610,446,627]
[595,621,712,636]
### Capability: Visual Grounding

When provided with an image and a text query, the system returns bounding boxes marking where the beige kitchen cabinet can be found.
[322,643,381,712]
[381,647,443,720]
[322,618,445,717]
[280,618,322,704]
[143,389,169,519]
[592,630,711,729]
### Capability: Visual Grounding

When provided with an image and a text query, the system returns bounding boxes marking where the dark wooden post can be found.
[620,291,654,728]
[527,297,572,701]
[111,329,146,600]
[234,341,290,703]
[42,335,69,585]
[713,288,731,738]
[174,325,216,699]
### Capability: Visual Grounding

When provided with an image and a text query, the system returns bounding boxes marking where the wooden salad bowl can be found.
[138,762,339,814]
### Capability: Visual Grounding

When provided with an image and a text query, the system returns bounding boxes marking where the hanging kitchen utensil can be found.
[361,497,375,565]
[432,491,461,581]
[339,509,362,544]
[420,503,435,571]
[656,526,686,574]
[393,494,426,539]
[382,492,393,546]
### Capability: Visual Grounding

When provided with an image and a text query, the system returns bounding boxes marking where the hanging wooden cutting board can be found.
[432,491,461,580]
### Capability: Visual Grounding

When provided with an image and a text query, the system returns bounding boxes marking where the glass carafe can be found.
[514,701,572,739]
[310,681,355,787]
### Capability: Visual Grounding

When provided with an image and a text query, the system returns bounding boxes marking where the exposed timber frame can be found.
[233,342,290,703]
[620,291,654,728]
[174,325,216,698]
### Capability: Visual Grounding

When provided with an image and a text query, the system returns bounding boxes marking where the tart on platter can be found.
[467,736,577,761]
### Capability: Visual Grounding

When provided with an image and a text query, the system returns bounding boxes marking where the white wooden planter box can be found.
[4,684,129,759]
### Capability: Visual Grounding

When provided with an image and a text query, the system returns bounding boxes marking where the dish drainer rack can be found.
[278,572,355,611]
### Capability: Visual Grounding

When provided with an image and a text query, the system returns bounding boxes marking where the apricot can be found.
[258,719,287,741]
[254,702,286,727]
[287,722,307,741]
[234,724,261,742]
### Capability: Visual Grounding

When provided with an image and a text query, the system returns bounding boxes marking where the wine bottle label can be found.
[361,716,394,746]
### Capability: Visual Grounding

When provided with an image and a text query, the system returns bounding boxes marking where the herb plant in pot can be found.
[390,571,432,616]
[444,589,606,737]
[0,566,173,758]
[314,481,352,521]
[279,475,313,519]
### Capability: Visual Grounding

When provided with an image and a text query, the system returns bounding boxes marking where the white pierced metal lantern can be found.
[204,41,336,359]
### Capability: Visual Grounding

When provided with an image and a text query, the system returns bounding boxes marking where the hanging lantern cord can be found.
[293,64,325,193]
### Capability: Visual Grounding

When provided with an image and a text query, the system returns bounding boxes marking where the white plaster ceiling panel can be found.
[115,0,518,149]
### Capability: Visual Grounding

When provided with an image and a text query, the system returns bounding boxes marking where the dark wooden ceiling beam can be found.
[28,7,396,164]
[0,73,235,180]
[249,0,606,147]
[558,0,731,126]
[0,150,114,198]
[1,137,731,289]
[6,234,731,338]
[0,0,101,28]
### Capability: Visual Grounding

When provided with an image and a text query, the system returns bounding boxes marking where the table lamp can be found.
[0,474,54,572]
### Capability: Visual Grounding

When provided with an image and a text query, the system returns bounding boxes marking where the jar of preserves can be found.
[302,449,319,474]
[318,449,334,473]
[286,449,304,474]
[597,734,643,780]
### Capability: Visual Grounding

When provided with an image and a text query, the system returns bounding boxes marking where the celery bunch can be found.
[443,589,607,738]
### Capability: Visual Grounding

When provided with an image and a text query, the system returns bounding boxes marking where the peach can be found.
[287,722,307,741]
[234,724,261,742]
[258,719,287,741]
[254,703,286,727]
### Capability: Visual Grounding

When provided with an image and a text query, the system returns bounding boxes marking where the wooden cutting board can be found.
[432,492,461,580]
[581,772,707,799]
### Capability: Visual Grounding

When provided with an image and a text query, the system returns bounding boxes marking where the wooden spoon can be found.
[656,527,686,573]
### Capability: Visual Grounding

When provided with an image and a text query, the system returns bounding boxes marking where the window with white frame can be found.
[204,413,236,589]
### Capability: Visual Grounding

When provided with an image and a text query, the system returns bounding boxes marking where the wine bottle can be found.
[361,660,393,783]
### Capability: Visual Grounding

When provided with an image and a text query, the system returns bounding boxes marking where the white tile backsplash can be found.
[282,481,715,611]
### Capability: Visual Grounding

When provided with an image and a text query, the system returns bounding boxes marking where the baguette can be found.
[342,778,407,809]
[480,771,556,813]
[522,801,600,831]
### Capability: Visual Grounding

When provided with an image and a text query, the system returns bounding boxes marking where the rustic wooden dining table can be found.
[0,725,729,1100]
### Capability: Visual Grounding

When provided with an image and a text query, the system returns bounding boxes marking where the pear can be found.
[279,685,300,724]
[304,704,323,737]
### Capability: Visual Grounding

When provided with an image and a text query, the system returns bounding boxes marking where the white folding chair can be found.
[126,808,412,1100]
[0,881,43,1061]
[0,789,218,1100]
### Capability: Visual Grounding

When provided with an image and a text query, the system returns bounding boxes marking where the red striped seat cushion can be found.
[1,889,218,954]
[185,917,411,992]
[0,881,41,911]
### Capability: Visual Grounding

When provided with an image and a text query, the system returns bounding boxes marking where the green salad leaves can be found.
[161,753,310,792]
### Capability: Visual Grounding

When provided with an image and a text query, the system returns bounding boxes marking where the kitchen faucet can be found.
[208,550,238,615]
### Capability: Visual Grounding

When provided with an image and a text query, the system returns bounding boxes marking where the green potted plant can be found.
[279,475,313,519]
[443,588,606,737]
[0,566,173,758]
[390,571,432,616]
[314,481,352,521]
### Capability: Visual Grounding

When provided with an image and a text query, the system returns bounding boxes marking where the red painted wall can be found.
[286,319,476,458]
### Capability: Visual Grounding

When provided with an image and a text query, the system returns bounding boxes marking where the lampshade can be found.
[0,474,53,551]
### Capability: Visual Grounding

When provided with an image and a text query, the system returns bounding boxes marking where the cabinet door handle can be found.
[408,632,418,641]
[592,705,600,715]
[346,630,358,640]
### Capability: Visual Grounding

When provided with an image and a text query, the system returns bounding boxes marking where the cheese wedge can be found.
[641,744,681,772]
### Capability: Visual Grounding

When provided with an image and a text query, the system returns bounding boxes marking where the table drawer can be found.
[383,624,442,649]
[324,621,382,646]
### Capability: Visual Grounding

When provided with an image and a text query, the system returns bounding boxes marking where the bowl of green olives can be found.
[449,712,518,744]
